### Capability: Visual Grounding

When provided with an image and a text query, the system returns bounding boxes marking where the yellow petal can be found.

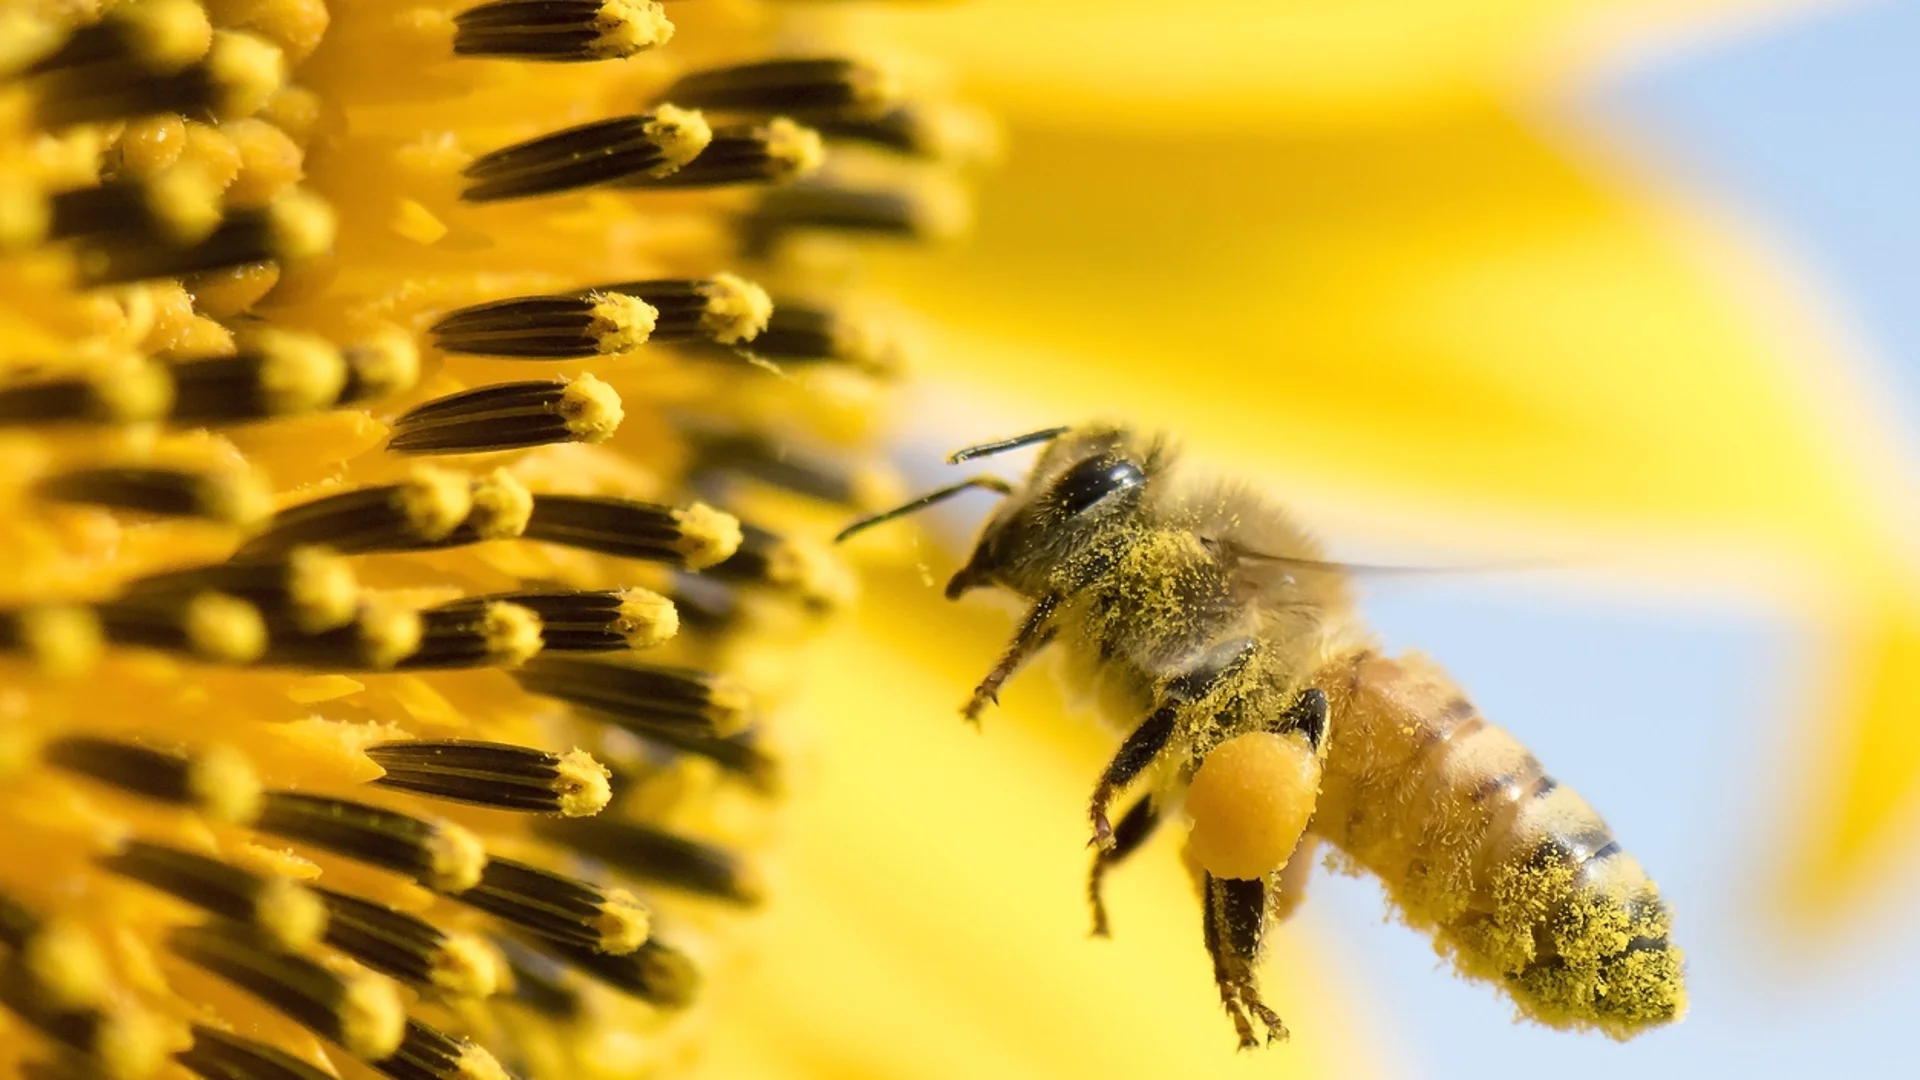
[1785,595,1920,917]
[855,0,1836,129]
[878,105,1902,561]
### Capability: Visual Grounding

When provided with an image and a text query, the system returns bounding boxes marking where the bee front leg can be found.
[962,593,1059,723]
[1087,705,1177,849]
[1088,794,1162,937]
[1204,872,1287,1049]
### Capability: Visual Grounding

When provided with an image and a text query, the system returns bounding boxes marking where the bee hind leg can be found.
[1089,794,1162,937]
[1204,872,1288,1049]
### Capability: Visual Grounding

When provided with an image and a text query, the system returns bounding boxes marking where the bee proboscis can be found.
[839,423,1685,1047]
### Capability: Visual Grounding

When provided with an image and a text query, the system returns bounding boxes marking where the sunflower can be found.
[5,1,1908,1079]
[0,1,973,1077]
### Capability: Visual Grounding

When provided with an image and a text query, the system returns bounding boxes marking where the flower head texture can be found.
[0,1,973,1077]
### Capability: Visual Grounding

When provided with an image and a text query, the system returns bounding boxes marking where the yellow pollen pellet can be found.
[1184,731,1318,881]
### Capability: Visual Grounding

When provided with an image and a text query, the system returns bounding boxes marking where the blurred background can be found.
[708,3,1920,1078]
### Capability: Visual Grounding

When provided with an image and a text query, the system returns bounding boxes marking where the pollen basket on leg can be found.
[0,0,977,1073]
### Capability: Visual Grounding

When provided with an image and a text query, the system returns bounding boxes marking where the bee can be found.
[837,423,1686,1048]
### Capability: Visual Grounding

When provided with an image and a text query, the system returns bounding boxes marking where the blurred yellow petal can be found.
[877,105,1902,560]
[1791,597,1920,916]
[858,0,1840,129]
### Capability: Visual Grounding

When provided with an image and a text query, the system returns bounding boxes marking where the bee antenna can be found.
[835,475,1015,543]
[947,426,1069,464]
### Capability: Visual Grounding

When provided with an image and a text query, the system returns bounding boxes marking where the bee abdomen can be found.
[1317,651,1686,1037]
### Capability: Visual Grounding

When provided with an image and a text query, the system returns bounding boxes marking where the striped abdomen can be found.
[1312,651,1685,1037]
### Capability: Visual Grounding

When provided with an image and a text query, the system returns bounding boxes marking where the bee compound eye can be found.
[1184,731,1319,880]
[1050,456,1144,517]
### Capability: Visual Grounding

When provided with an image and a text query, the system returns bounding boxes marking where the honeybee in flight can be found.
[838,424,1685,1048]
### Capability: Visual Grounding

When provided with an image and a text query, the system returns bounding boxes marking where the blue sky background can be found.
[894,4,1920,1076]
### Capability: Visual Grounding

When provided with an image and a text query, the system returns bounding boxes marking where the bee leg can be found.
[1089,794,1161,937]
[1088,704,1177,849]
[1274,686,1328,749]
[962,592,1059,722]
[1205,872,1288,1048]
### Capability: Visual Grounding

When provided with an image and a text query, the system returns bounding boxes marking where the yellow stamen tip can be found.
[189,742,264,824]
[586,291,657,354]
[553,747,613,818]
[185,592,268,665]
[200,468,276,529]
[358,599,425,671]
[0,175,49,250]
[399,465,476,541]
[95,1003,172,1080]
[454,1045,513,1080]
[148,165,223,245]
[347,326,422,401]
[645,103,712,175]
[470,470,534,540]
[91,360,175,424]
[127,0,215,71]
[595,888,651,954]
[338,969,407,1060]
[206,31,286,120]
[592,0,674,58]
[266,188,337,261]
[285,546,360,633]
[256,877,329,950]
[24,921,107,1010]
[18,605,104,677]
[427,822,489,893]
[430,932,502,999]
[483,601,544,668]
[672,502,742,570]
[762,116,826,183]
[614,587,678,650]
[253,329,348,416]
[702,272,774,345]
[558,373,624,443]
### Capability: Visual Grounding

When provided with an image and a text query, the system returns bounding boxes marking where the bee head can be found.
[945,425,1161,600]
[832,424,1165,601]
